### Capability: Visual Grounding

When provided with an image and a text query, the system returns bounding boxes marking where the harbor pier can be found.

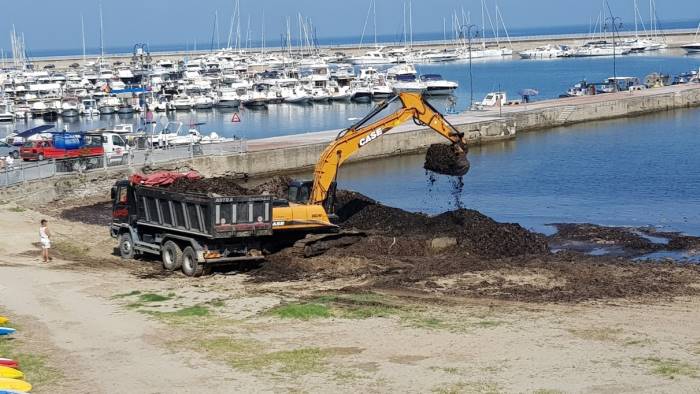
[2,82,700,204]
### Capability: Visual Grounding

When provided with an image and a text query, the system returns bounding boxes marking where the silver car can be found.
[0,140,19,159]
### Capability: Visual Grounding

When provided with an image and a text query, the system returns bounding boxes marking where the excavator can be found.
[270,92,470,256]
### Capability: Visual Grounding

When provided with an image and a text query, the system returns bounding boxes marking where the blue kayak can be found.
[0,390,27,394]
[0,328,16,336]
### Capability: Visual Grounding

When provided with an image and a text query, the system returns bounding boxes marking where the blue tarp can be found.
[15,124,55,138]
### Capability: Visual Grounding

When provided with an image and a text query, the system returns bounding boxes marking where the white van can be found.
[102,132,129,165]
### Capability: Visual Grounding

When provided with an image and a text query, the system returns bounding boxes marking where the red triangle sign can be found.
[231,113,241,123]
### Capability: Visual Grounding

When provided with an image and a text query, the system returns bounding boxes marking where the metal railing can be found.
[0,139,247,188]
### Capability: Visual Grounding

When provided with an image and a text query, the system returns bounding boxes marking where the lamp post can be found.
[604,16,623,92]
[460,24,479,110]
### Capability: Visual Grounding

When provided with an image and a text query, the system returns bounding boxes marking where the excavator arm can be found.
[310,92,469,205]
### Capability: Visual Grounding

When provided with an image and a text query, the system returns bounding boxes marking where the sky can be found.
[1,0,698,52]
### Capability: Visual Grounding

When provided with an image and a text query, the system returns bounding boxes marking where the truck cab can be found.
[102,132,129,165]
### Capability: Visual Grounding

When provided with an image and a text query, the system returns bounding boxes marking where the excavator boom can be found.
[310,92,469,205]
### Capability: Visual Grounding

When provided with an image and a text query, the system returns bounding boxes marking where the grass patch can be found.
[138,293,174,303]
[268,303,331,320]
[473,320,505,329]
[267,292,403,321]
[429,366,461,375]
[0,335,62,389]
[637,357,699,379]
[196,337,334,375]
[112,290,142,299]
[568,327,623,342]
[166,305,209,317]
[432,381,501,394]
[7,206,25,212]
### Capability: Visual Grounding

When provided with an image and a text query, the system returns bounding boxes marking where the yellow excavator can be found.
[271,92,470,255]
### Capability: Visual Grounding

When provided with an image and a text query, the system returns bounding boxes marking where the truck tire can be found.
[119,232,135,260]
[11,151,19,159]
[181,246,204,277]
[161,241,183,271]
[38,153,45,161]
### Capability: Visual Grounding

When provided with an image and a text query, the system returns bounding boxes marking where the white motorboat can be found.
[216,88,242,108]
[519,45,570,59]
[681,21,700,54]
[80,99,100,116]
[567,41,631,57]
[681,43,700,54]
[284,89,312,104]
[171,94,195,111]
[386,64,426,94]
[348,48,393,65]
[98,96,119,114]
[60,99,80,117]
[0,100,14,122]
[370,83,393,99]
[193,95,215,110]
[349,81,372,103]
[420,74,458,96]
[30,101,49,118]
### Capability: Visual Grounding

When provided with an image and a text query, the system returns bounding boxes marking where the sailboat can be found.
[681,21,700,54]
[348,0,395,65]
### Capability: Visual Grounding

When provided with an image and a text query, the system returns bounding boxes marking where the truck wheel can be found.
[11,151,19,159]
[162,241,183,271]
[38,154,45,161]
[119,232,135,260]
[181,246,204,277]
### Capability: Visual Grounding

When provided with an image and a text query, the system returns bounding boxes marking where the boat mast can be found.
[99,2,104,69]
[373,0,378,48]
[481,0,486,49]
[81,14,86,63]
[261,10,265,55]
[403,1,407,48]
[409,0,413,49]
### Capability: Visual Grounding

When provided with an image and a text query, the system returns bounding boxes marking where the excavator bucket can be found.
[423,143,470,177]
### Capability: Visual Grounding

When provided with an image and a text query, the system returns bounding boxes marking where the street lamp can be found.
[460,24,479,109]
[604,16,623,92]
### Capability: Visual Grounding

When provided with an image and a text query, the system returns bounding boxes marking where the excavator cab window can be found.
[288,181,313,204]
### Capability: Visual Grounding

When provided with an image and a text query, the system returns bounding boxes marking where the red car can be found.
[20,134,104,161]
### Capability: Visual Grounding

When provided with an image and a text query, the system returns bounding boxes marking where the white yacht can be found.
[681,22,700,54]
[386,64,426,94]
[348,47,393,65]
[98,96,120,114]
[519,45,570,59]
[420,74,458,96]
[80,98,100,116]
[682,43,700,54]
[60,98,80,117]
[171,94,195,111]
[193,95,215,110]
[216,88,242,108]
[568,41,631,57]
[0,100,13,122]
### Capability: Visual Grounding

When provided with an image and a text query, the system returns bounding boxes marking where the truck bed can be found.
[134,186,274,239]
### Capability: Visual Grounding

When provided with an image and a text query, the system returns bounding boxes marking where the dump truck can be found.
[110,172,274,277]
[111,92,470,275]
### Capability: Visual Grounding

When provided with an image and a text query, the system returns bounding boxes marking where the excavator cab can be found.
[288,180,338,220]
[287,180,313,204]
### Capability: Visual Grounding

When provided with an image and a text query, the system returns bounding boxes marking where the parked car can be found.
[0,140,20,159]
[20,133,104,161]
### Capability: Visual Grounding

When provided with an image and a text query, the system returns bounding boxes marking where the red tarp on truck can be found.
[129,171,201,187]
